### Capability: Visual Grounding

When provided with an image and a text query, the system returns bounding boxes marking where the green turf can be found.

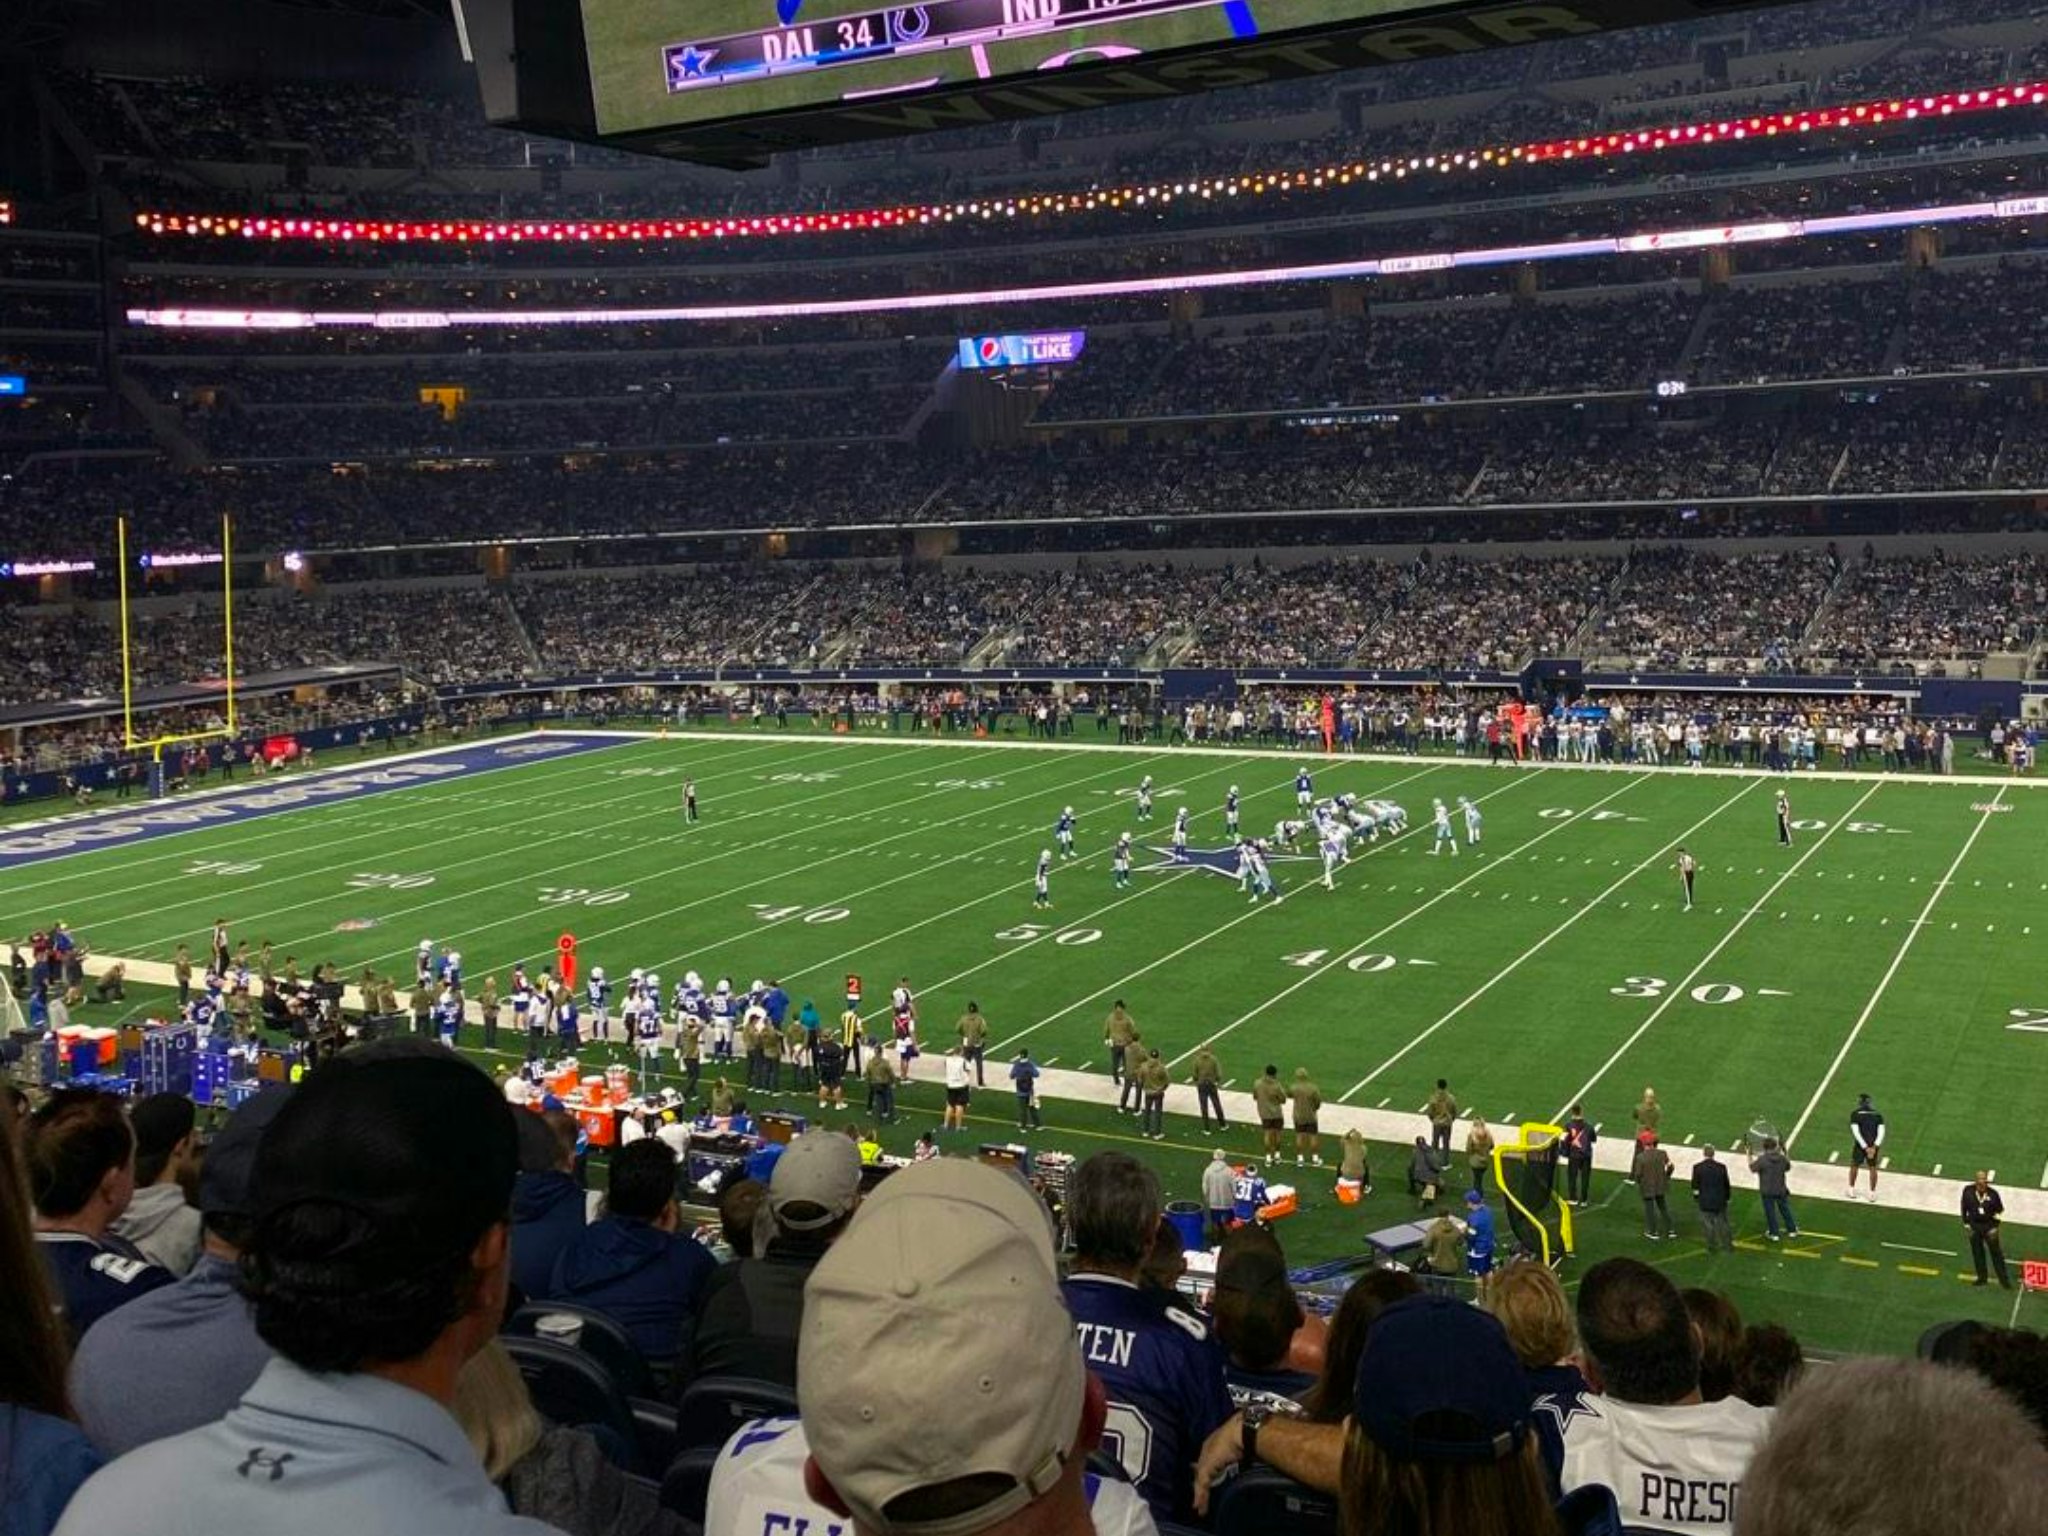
[11,730,2045,1357]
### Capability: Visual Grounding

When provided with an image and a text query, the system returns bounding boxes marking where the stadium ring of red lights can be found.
[131,83,2048,250]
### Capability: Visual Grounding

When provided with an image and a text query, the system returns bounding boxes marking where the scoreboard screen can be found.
[582,1,1350,137]
[474,1,1804,167]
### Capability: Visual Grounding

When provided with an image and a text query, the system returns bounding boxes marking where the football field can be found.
[8,727,2045,1353]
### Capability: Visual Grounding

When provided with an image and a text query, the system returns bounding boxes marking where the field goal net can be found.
[1491,1121,1575,1268]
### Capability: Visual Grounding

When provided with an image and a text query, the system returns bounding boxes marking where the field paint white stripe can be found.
[650,749,1269,979]
[1557,779,1886,1121]
[1339,776,1762,1102]
[1880,1241,1960,1258]
[1170,770,1647,1068]
[120,742,964,961]
[986,762,1467,1055]
[1785,787,2008,1150]
[9,735,825,921]
[345,745,1172,973]
[0,730,719,897]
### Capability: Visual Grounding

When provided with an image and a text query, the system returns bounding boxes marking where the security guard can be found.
[1961,1171,2014,1289]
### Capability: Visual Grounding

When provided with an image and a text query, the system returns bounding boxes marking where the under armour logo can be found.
[237,1448,294,1482]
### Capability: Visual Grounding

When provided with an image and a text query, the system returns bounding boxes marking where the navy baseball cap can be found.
[1353,1295,1531,1463]
[198,1085,295,1217]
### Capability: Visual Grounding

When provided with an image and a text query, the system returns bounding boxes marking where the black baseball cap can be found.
[199,1085,295,1217]
[251,1050,517,1263]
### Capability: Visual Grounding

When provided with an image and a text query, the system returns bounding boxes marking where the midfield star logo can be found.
[1138,844,1317,881]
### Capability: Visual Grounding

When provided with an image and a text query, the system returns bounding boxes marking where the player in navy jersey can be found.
[1062,1153,1234,1524]
[1056,805,1077,860]
[1295,767,1313,808]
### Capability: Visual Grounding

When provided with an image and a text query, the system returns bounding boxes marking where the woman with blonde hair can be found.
[1464,1116,1496,1194]
[1484,1261,1589,1402]
[453,1340,682,1536]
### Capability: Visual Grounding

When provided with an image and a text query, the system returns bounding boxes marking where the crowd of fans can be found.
[4,1045,2043,1536]
[5,546,2040,714]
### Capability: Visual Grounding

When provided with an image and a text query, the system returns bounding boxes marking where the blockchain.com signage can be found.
[957,330,1087,370]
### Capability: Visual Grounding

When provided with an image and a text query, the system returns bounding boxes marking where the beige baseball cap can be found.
[799,1160,1087,1536]
[769,1131,863,1233]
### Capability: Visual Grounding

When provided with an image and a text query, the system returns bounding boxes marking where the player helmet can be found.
[750,979,765,994]
[591,966,604,981]
[1064,806,1073,817]
[1230,785,1238,794]
[1042,848,1052,860]
[630,968,644,981]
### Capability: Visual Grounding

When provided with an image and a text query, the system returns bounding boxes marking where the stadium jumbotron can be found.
[2,1,2046,1532]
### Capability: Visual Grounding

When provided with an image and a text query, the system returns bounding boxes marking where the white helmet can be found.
[646,971,659,989]
[1064,806,1073,817]
[592,966,605,981]
[419,939,433,952]
[1229,784,1239,794]
[750,979,765,995]
[716,976,731,994]
[1042,848,1053,860]
[630,968,645,982]
[685,970,703,991]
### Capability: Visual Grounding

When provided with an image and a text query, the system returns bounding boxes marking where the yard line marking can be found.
[1557,779,1886,1120]
[1881,1242,1959,1258]
[1931,1163,1942,1178]
[2039,1157,2048,1189]
[1,734,806,914]
[1341,776,1759,1102]
[1170,770,1654,1068]
[1897,1264,1943,1278]
[284,742,1127,970]
[1786,787,2007,1150]
[986,763,1469,1055]
[729,751,1278,990]
[1840,1256,1880,1269]
[114,741,956,957]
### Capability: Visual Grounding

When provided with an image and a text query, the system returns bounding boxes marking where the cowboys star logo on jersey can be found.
[1139,844,1316,880]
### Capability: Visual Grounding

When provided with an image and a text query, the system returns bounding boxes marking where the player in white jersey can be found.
[1235,839,1255,894]
[1320,826,1348,890]
[710,977,737,1059]
[1274,817,1306,850]
[1371,799,1409,834]
[1459,795,1483,846]
[1112,831,1133,889]
[1034,849,1053,908]
[1224,785,1241,836]
[1055,806,1076,860]
[1135,775,1154,821]
[1172,804,1190,858]
[633,986,664,1092]
[586,966,611,1041]
[1431,798,1458,856]
[1247,843,1281,904]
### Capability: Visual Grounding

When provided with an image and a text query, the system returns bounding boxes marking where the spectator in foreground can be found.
[1535,1258,1770,1535]
[1485,1262,1588,1403]
[0,1078,102,1536]
[508,1110,587,1301]
[1301,1269,1421,1424]
[1063,1151,1233,1523]
[69,1086,290,1457]
[453,1340,682,1536]
[52,1048,562,1536]
[1210,1226,1315,1409]
[714,1176,768,1261]
[707,1159,1155,1536]
[108,1093,203,1277]
[26,1089,173,1342]
[1341,1296,1562,1536]
[1731,1325,1804,1410]
[1737,1358,2046,1536]
[677,1130,862,1392]
[545,1137,713,1367]
[1682,1289,1744,1403]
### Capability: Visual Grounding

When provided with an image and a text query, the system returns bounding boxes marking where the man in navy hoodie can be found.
[508,1109,586,1301]
[547,1137,714,1364]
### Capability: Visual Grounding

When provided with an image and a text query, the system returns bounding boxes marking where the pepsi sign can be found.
[957,330,1087,370]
